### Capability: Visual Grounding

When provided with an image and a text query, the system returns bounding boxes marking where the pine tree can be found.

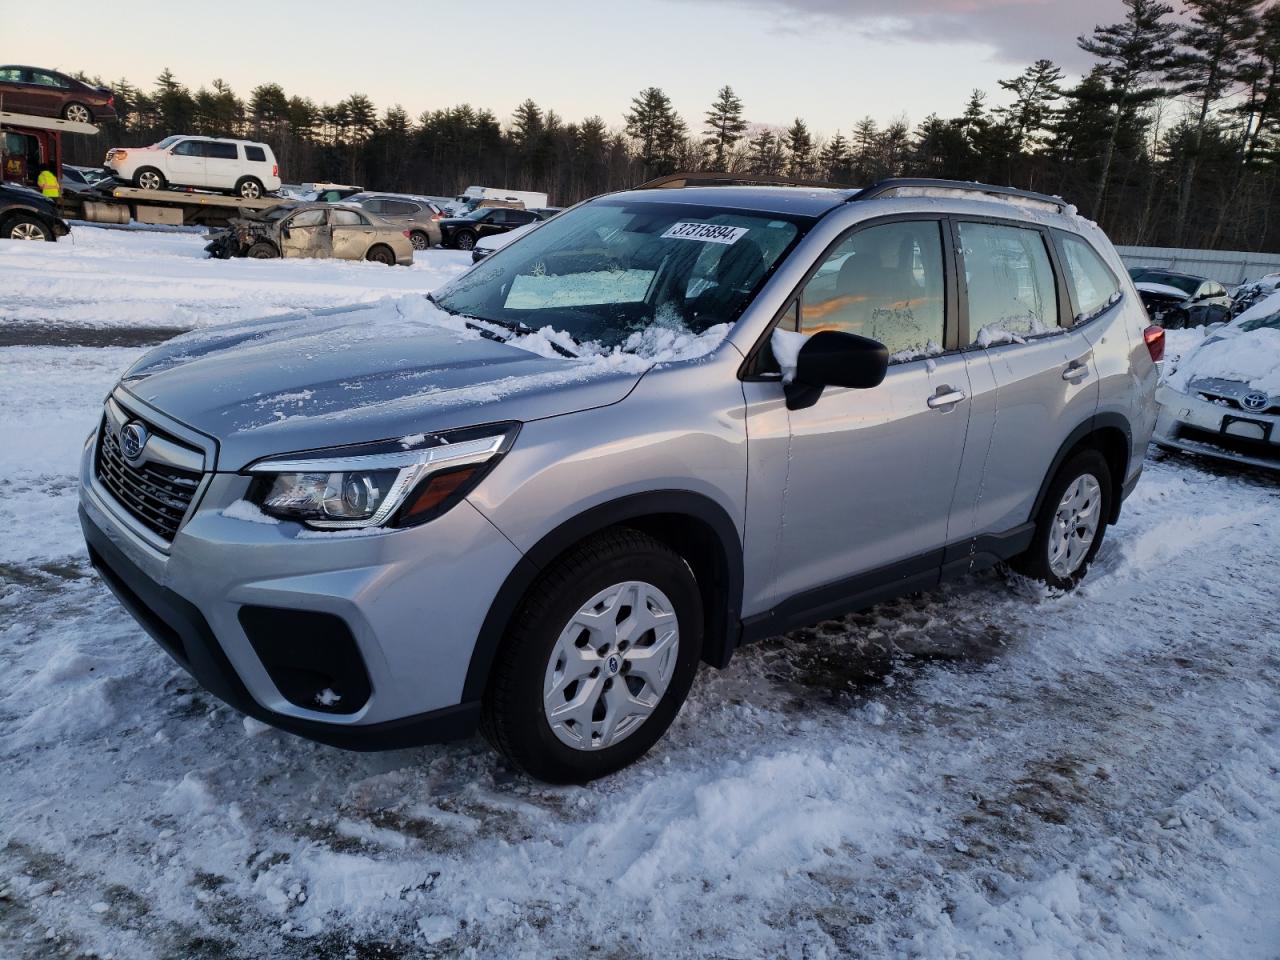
[703,85,747,170]
[819,132,851,182]
[625,87,686,176]
[1078,0,1178,218]
[784,117,814,177]
[746,129,784,174]
[1232,4,1280,160]
[997,59,1065,151]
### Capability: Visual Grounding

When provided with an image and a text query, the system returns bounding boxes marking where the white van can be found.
[105,136,281,199]
[455,185,549,211]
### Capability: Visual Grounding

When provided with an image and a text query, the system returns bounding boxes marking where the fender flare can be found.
[461,490,745,702]
[1029,412,1134,523]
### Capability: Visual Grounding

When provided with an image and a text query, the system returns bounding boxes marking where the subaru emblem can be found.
[607,655,621,675]
[1241,392,1269,411]
[120,421,149,464]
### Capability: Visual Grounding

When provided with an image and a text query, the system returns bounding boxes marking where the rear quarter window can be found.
[1059,234,1121,322]
[245,145,266,163]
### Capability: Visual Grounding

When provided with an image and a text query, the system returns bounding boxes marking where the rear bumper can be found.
[81,506,482,749]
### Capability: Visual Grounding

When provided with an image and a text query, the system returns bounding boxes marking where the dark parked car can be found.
[0,66,116,123]
[1130,269,1232,329]
[438,206,543,250]
[0,182,70,241]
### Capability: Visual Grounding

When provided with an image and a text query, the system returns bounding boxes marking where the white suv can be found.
[105,136,280,199]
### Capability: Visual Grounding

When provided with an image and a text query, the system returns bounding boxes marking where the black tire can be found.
[2,216,52,241]
[365,244,395,265]
[1011,449,1113,590]
[246,241,278,259]
[481,528,704,784]
[409,230,430,251]
[452,230,476,250]
[62,102,92,124]
[235,177,264,200]
[134,167,166,191]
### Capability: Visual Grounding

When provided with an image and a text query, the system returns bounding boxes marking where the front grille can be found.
[95,422,202,541]
[1196,392,1278,415]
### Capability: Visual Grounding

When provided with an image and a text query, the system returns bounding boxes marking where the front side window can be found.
[798,220,946,361]
[330,208,367,226]
[1060,234,1120,321]
[171,140,202,157]
[434,199,805,350]
[959,221,1058,344]
[205,141,238,160]
[287,209,326,228]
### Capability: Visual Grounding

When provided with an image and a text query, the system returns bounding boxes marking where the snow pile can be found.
[1167,327,1280,394]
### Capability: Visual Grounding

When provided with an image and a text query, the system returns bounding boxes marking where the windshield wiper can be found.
[427,293,579,358]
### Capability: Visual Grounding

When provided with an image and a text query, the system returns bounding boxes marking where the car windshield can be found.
[153,135,182,149]
[1144,273,1200,296]
[433,198,806,350]
[1238,310,1280,333]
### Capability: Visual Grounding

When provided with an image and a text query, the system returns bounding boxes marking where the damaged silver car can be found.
[205,202,414,265]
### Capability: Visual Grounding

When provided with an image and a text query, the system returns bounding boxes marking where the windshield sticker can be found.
[661,222,749,245]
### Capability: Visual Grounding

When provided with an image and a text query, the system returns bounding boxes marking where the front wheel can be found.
[1011,449,1112,590]
[134,167,165,191]
[481,529,703,783]
[246,241,278,259]
[2,216,51,241]
[452,230,476,250]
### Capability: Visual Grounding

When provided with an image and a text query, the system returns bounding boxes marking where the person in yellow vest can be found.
[37,166,61,200]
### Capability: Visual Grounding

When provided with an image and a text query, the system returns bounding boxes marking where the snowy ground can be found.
[1,228,1279,959]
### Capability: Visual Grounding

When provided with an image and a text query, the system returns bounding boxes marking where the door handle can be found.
[1062,360,1090,382]
[927,388,966,409]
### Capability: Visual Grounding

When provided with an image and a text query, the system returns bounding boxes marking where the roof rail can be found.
[634,171,856,191]
[850,178,1069,211]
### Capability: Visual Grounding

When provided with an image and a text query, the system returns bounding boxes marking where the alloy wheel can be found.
[138,171,161,190]
[10,222,47,241]
[542,580,680,751]
[64,104,91,124]
[1048,474,1102,578]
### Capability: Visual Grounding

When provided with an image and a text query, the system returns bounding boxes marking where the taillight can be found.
[107,94,114,106]
[1143,324,1165,362]
[272,164,278,177]
[403,230,412,238]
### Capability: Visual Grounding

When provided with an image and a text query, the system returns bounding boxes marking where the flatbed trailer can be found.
[63,184,286,227]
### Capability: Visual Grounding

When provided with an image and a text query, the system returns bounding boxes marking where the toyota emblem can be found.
[1241,392,1270,411]
[120,421,149,464]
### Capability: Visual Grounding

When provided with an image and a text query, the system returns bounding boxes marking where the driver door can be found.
[746,217,972,616]
[167,140,206,186]
[280,208,331,258]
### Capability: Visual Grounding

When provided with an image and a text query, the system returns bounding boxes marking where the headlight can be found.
[246,423,517,529]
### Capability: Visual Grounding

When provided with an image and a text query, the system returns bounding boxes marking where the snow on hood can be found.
[1167,326,1280,396]
[1135,281,1190,301]
[117,294,729,470]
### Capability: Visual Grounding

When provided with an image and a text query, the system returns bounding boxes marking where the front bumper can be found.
[78,412,525,749]
[1153,383,1280,471]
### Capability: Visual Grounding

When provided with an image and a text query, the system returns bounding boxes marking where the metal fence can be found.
[1115,245,1280,286]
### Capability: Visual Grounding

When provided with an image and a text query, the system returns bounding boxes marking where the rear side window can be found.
[1059,234,1120,322]
[382,200,418,216]
[799,219,947,361]
[204,142,238,160]
[0,67,24,82]
[958,222,1058,343]
[245,145,266,162]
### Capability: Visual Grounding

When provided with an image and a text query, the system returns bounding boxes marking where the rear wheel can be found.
[452,230,476,250]
[62,102,92,124]
[1012,449,1112,590]
[2,216,50,241]
[235,177,264,200]
[246,241,277,259]
[134,167,165,191]
[366,244,395,265]
[481,529,703,783]
[409,230,430,251]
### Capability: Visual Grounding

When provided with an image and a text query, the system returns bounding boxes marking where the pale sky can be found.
[3,0,1119,137]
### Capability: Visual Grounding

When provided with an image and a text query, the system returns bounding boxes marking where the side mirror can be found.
[784,330,889,411]
[281,226,291,238]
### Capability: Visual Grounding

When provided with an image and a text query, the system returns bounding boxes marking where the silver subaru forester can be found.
[79,176,1160,782]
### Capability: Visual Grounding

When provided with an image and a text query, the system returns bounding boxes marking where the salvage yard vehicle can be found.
[1154,291,1280,471]
[1132,269,1232,329]
[439,205,544,250]
[346,193,444,250]
[80,176,1158,784]
[204,201,413,265]
[0,65,116,123]
[0,181,69,240]
[470,220,538,262]
[104,135,281,199]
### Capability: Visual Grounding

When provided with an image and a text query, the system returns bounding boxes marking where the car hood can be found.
[438,217,482,228]
[1135,281,1190,302]
[116,298,644,470]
